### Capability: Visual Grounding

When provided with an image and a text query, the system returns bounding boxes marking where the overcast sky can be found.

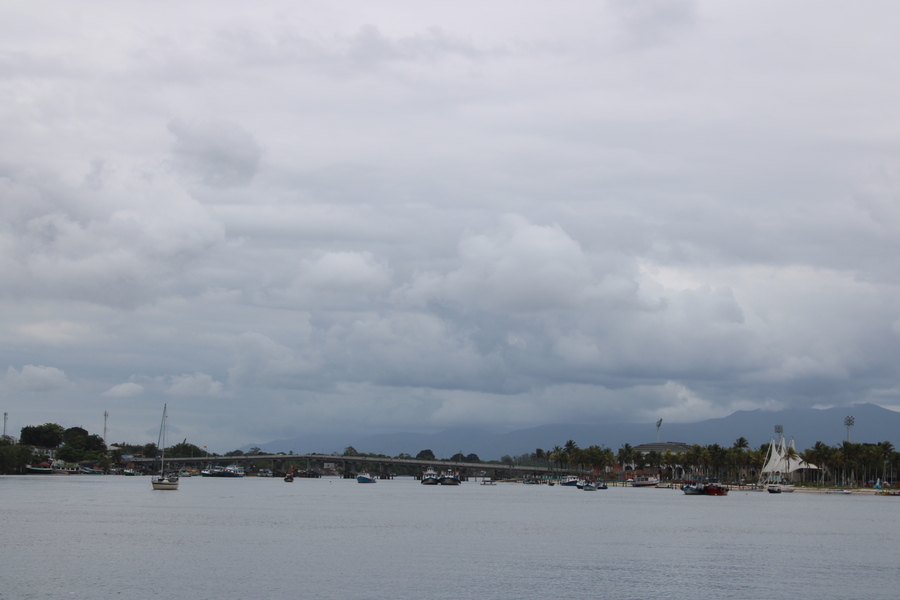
[2,1,899,452]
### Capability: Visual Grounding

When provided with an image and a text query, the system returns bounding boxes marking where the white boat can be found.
[421,468,439,485]
[629,477,660,487]
[559,475,580,487]
[52,463,82,475]
[203,464,245,478]
[151,404,179,491]
[439,469,461,485]
[481,478,496,485]
[356,472,377,483]
[582,481,598,491]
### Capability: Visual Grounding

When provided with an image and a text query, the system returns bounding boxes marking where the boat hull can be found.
[151,477,179,491]
[25,465,54,474]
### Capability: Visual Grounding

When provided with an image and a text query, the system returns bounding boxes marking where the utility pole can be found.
[103,411,108,447]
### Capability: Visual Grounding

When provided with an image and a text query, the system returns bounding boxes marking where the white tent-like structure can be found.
[759,434,818,484]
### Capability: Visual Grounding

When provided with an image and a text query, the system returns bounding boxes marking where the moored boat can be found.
[704,482,728,496]
[629,477,660,487]
[421,467,439,485]
[203,464,245,478]
[439,469,461,485]
[25,463,54,474]
[52,463,82,475]
[150,404,178,491]
[682,482,705,495]
[559,475,580,487]
[356,472,377,483]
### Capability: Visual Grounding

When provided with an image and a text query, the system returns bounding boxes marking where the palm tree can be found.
[551,445,565,472]
[782,445,799,484]
[617,443,634,477]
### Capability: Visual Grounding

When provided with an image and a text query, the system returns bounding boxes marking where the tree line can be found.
[5,421,898,485]
[508,438,898,485]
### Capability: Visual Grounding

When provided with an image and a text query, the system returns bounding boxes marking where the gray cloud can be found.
[2,1,900,451]
[168,119,262,188]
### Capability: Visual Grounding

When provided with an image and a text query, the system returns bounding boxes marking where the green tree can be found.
[20,423,65,448]
[415,449,436,461]
[617,444,634,474]
[167,440,205,459]
[0,439,40,474]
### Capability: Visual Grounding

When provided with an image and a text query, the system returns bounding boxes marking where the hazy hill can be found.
[245,403,899,461]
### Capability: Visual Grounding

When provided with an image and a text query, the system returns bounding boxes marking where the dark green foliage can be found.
[19,423,64,448]
[0,442,39,474]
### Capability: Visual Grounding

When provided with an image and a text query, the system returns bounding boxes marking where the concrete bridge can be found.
[128,453,565,480]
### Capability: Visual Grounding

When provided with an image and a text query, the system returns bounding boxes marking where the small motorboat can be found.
[356,472,377,483]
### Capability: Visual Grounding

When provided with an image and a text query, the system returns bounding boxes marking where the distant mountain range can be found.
[244,403,899,461]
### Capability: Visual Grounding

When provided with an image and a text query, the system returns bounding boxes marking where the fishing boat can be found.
[559,475,580,487]
[421,467,439,485]
[25,463,54,474]
[439,469,461,485]
[682,482,705,495]
[704,482,728,496]
[582,481,598,491]
[767,484,782,494]
[52,463,82,475]
[356,472,377,483]
[151,404,178,491]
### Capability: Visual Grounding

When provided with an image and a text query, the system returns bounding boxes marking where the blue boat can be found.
[356,472,377,483]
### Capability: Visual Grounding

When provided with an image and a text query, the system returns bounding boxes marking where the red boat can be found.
[704,483,728,496]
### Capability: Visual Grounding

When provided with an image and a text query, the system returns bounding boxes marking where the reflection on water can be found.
[2,476,897,600]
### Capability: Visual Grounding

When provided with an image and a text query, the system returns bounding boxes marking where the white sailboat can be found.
[151,404,179,491]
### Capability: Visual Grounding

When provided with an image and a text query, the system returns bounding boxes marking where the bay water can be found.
[2,475,896,600]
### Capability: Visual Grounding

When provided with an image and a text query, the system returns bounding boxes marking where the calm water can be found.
[2,476,897,600]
